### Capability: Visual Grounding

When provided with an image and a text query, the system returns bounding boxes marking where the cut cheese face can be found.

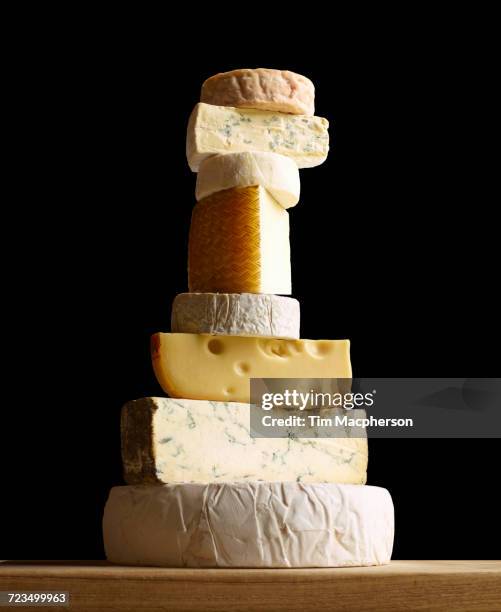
[121,397,367,485]
[171,293,300,338]
[188,186,291,295]
[103,483,393,567]
[196,152,300,209]
[186,103,329,172]
[151,333,352,403]
[200,68,315,116]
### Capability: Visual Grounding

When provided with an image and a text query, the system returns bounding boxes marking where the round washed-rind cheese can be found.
[171,293,300,338]
[196,152,300,209]
[201,68,315,116]
[103,483,394,568]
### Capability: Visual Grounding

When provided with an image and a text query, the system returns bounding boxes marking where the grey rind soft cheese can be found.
[103,483,394,568]
[171,292,300,338]
[121,398,367,485]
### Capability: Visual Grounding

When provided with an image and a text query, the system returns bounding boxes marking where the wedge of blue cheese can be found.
[186,103,329,171]
[121,397,368,485]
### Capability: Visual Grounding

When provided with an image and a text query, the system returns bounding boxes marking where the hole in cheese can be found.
[257,339,292,358]
[235,362,250,375]
[207,339,225,355]
[304,341,332,358]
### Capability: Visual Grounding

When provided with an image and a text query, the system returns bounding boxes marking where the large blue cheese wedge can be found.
[186,103,329,171]
[103,483,394,567]
[121,398,367,485]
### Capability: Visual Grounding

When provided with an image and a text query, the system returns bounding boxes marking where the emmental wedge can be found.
[151,333,352,403]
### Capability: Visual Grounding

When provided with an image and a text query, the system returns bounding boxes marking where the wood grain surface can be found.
[1,560,500,611]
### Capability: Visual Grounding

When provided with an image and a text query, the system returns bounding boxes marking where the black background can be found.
[2,20,499,561]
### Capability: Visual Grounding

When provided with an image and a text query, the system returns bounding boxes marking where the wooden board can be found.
[1,561,500,611]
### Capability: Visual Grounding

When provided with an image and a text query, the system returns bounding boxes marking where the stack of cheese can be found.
[103,69,394,568]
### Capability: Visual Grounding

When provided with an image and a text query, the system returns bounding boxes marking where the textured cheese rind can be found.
[171,293,300,338]
[200,68,315,116]
[196,152,300,209]
[186,103,329,172]
[188,186,291,295]
[103,483,393,567]
[121,397,367,485]
[151,333,352,403]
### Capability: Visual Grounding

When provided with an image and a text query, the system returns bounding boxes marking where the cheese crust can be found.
[201,68,315,115]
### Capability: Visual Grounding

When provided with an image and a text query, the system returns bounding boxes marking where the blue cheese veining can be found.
[121,397,367,485]
[186,103,329,171]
